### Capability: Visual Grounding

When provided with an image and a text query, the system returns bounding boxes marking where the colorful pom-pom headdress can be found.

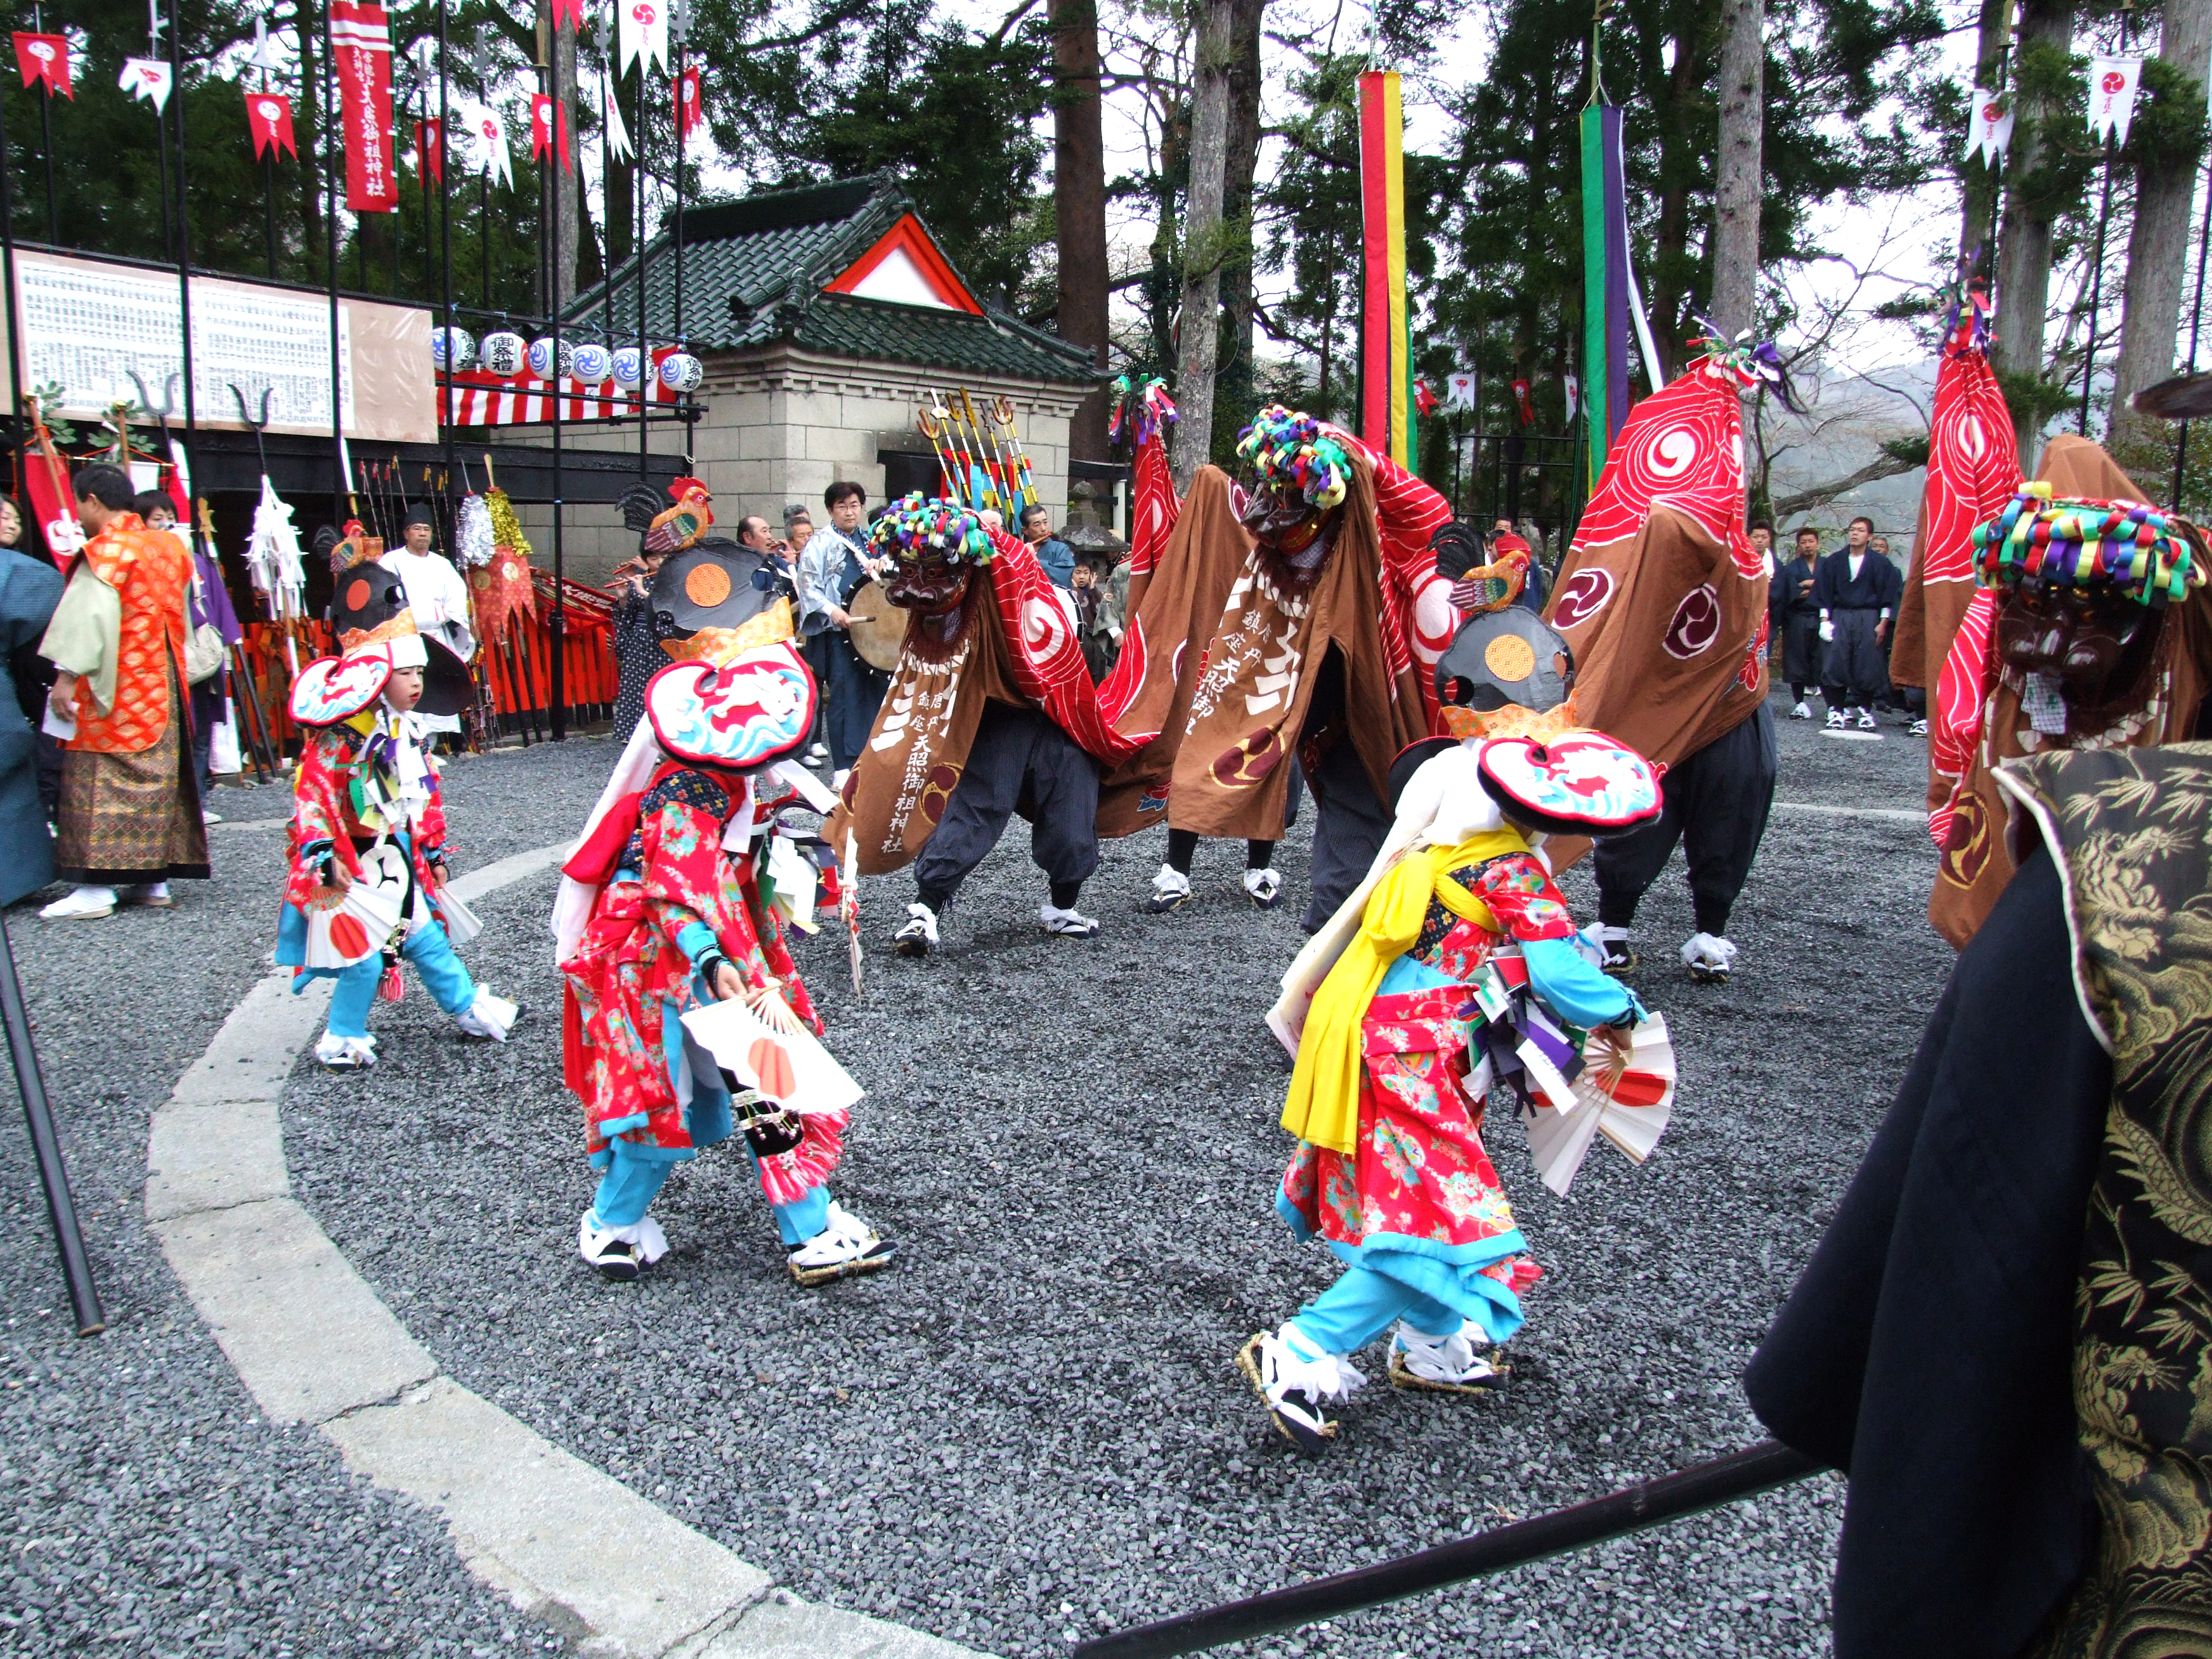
[867,494,995,568]
[1235,405,1352,512]
[1972,483,2208,608]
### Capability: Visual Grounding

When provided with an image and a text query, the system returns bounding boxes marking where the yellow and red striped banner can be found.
[1359,70,1412,470]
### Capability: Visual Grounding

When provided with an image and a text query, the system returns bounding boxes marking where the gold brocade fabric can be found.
[2003,743,2212,1657]
[62,514,193,755]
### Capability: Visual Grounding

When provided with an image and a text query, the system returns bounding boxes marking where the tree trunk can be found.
[1648,37,1703,380]
[1172,0,1233,488]
[1711,0,1764,341]
[1051,0,1110,460]
[1957,0,2014,265]
[2109,0,2212,454]
[1994,0,2076,457]
[554,18,579,312]
[575,164,604,294]
[606,70,634,270]
[296,0,323,262]
[1213,0,1264,465]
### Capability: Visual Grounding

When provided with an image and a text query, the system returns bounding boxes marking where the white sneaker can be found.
[1236,1325,1367,1454]
[1040,902,1100,937]
[805,743,829,762]
[1857,710,1878,731]
[1145,864,1192,914]
[894,901,939,956]
[1244,868,1284,909]
[1825,708,1847,729]
[786,1200,895,1285]
[1681,932,1739,982]
[202,809,224,824]
[831,768,851,791]
[40,886,116,920]
[1790,701,1811,720]
[313,1031,378,1069]
[1388,1320,1509,1393]
[1909,717,1929,737]
[577,1207,670,1282]
[456,987,520,1041]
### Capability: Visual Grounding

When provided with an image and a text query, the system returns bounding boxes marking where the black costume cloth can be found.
[912,703,1100,911]
[1817,549,1901,706]
[1594,700,1776,937]
[1770,554,1822,691]
[1743,843,2107,1659]
[1295,647,1393,931]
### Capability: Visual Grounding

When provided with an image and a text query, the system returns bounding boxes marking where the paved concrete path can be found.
[144,842,985,1659]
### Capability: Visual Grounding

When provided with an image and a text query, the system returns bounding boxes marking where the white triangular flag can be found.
[1563,374,1580,419]
[461,99,514,188]
[1965,93,2015,166]
[2088,57,2144,145]
[601,70,632,162]
[118,57,173,112]
[618,0,668,76]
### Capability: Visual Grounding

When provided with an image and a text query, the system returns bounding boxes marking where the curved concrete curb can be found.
[146,842,985,1659]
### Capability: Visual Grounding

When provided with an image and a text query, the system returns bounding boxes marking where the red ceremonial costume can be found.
[553,530,895,1286]
[39,509,209,889]
[275,583,517,1068]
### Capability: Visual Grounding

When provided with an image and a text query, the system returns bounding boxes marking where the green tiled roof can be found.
[568,174,1096,388]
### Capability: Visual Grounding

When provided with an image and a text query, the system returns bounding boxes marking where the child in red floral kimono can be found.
[1247,667,1669,1450]
[552,531,894,1286]
[277,574,517,1069]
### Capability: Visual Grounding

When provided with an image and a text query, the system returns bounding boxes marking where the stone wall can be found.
[514,346,1086,589]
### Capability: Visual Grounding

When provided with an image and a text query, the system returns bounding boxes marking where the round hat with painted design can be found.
[1476,731,1662,837]
[289,643,394,727]
[645,643,818,771]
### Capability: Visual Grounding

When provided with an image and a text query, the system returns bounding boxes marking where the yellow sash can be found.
[1280,829,1529,1155]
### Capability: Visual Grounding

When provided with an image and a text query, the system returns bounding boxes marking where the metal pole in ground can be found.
[1072,1440,1818,1659]
[0,914,105,1337]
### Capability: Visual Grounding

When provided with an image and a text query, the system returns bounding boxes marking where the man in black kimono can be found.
[1745,740,2212,1658]
[1816,516,1899,732]
[1771,525,1823,719]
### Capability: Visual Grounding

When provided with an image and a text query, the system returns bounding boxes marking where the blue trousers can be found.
[320,921,476,1039]
[590,1136,829,1244]
[1288,1266,1463,1358]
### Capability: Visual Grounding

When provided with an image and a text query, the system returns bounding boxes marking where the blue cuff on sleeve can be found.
[673,920,719,968]
[1523,936,1641,1029]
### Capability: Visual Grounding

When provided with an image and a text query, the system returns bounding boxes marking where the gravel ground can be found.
[277,694,1955,1659]
[0,738,616,1656]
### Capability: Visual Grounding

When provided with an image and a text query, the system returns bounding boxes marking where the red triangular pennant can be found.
[13,32,70,98]
[549,0,584,30]
[247,89,298,160]
[412,117,443,182]
[529,93,572,172]
[675,62,702,148]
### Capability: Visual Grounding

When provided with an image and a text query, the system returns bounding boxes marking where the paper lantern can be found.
[527,336,577,381]
[659,353,704,394]
[480,330,526,377]
[571,342,611,384]
[611,347,644,389]
[430,325,476,372]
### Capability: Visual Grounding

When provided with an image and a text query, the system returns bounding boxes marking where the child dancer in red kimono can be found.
[278,576,517,1069]
[1247,619,1670,1450]
[553,531,894,1285]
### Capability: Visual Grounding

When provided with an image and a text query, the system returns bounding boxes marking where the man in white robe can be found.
[380,504,475,736]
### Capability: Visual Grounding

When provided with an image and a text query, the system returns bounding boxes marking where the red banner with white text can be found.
[332,1,397,212]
